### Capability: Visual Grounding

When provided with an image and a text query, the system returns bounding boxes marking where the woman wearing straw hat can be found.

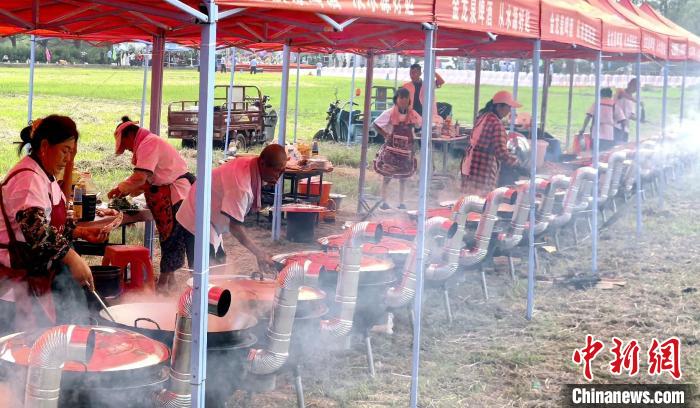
[108,116,194,293]
[461,90,524,196]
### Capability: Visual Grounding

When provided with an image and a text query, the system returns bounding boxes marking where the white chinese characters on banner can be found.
[549,13,574,39]
[452,0,530,32]
[500,5,531,33]
[486,0,493,26]
[670,42,687,58]
[380,0,391,12]
[575,20,597,45]
[642,36,656,52]
[605,30,639,50]
[272,0,342,8]
[271,0,412,14]
[606,31,624,49]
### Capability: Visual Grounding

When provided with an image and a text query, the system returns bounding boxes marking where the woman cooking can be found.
[0,115,107,332]
[461,91,524,196]
[108,116,194,293]
[373,87,423,210]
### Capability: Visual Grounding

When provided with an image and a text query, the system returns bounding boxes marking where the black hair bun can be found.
[121,115,131,123]
[20,126,32,143]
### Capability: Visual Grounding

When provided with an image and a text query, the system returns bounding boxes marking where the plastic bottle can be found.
[73,182,84,221]
[80,172,97,194]
[312,141,319,156]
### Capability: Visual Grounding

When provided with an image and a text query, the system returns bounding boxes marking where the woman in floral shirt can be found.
[0,115,107,331]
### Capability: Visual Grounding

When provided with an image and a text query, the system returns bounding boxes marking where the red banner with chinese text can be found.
[540,0,601,50]
[435,0,539,39]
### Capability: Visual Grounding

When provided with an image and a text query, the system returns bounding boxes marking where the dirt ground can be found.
[154,165,700,408]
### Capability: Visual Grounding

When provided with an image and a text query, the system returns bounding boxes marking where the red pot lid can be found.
[0,327,169,371]
[272,251,394,272]
[281,204,327,213]
[318,235,411,256]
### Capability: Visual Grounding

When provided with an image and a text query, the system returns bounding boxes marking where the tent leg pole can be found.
[409,25,436,408]
[348,54,358,146]
[473,57,482,123]
[394,53,399,90]
[293,53,301,144]
[145,32,165,259]
[191,2,218,406]
[28,34,36,124]
[510,60,520,133]
[224,48,237,152]
[591,51,602,275]
[357,54,374,213]
[272,43,292,241]
[526,40,541,321]
[680,60,687,123]
[658,61,669,210]
[149,32,165,134]
[635,54,643,239]
[540,59,550,136]
[566,60,575,150]
[140,49,150,124]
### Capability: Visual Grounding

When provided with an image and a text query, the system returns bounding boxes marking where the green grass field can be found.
[0,65,693,196]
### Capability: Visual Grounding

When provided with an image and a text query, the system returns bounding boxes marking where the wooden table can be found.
[75,209,154,256]
[431,135,469,176]
[280,167,331,204]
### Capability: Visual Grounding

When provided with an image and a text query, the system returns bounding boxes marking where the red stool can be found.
[102,245,155,293]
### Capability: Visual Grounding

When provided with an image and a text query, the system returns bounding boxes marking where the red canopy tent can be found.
[588,0,669,60]
[618,0,686,61]
[638,2,700,62]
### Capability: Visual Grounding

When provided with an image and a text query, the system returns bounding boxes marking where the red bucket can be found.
[298,179,333,207]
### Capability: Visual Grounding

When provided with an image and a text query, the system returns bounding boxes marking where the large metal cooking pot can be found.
[507,132,531,165]
[98,302,258,349]
[0,327,169,407]
[186,275,327,321]
[272,250,396,333]
[98,302,258,407]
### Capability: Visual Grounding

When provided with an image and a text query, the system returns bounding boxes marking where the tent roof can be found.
[638,2,700,62]
[218,0,434,24]
[540,0,601,51]
[0,1,200,42]
[618,0,686,60]
[581,0,641,56]
[1,0,696,61]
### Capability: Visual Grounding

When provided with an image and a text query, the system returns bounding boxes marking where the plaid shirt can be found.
[461,112,518,195]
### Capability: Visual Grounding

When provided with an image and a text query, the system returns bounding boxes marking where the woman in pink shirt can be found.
[108,116,194,293]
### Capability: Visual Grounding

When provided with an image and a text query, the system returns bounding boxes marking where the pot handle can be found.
[134,317,161,330]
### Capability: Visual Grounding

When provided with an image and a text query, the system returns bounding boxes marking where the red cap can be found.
[492,90,522,108]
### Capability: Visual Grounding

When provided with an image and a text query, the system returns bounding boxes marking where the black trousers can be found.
[183,229,227,267]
